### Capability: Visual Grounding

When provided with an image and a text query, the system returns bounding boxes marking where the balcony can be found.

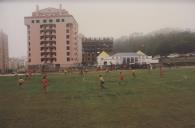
[40,29,56,33]
[40,37,56,41]
[41,43,56,47]
[41,49,56,54]
[40,35,56,38]
[41,52,56,56]
[41,47,56,51]
[41,41,56,45]
[40,24,56,29]
[41,56,56,59]
[41,58,57,63]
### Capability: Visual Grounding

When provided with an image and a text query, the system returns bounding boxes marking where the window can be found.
[28,59,31,62]
[49,19,53,23]
[67,52,70,56]
[66,46,70,50]
[61,19,64,22]
[66,41,70,44]
[127,58,130,63]
[130,57,134,63]
[43,19,47,23]
[66,35,69,39]
[135,57,138,62]
[32,20,34,23]
[67,57,70,61]
[56,19,60,22]
[36,20,40,23]
[49,25,53,28]
[66,24,70,27]
[66,29,69,33]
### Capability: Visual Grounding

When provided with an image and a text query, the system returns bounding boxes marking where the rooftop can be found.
[112,52,139,57]
[30,5,70,18]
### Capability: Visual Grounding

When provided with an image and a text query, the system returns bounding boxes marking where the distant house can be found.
[97,51,110,66]
[136,50,147,64]
[136,51,159,64]
[167,53,179,58]
[153,55,161,59]
[97,51,159,66]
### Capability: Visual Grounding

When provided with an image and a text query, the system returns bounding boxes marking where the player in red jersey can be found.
[41,75,48,93]
[119,71,125,85]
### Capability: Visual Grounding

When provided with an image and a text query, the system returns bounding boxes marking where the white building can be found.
[97,51,159,66]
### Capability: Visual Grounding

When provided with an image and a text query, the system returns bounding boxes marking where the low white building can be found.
[97,51,159,66]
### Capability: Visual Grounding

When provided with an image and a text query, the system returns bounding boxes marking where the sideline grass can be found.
[0,68,195,128]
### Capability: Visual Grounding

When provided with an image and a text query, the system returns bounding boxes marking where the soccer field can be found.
[0,68,195,128]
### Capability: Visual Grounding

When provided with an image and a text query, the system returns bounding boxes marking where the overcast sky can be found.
[0,0,195,57]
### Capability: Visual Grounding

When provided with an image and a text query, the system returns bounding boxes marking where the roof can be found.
[136,50,146,56]
[31,7,71,18]
[97,51,110,59]
[112,52,139,57]
[38,7,68,14]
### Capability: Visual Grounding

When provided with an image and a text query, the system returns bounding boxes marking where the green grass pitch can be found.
[0,68,195,128]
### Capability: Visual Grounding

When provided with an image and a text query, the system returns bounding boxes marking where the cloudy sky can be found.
[0,0,195,57]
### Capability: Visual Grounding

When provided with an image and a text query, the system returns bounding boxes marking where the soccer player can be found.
[80,69,85,80]
[119,71,125,85]
[99,75,106,89]
[132,69,136,78]
[84,68,88,74]
[160,65,163,78]
[18,77,24,87]
[28,69,32,79]
[14,72,18,79]
[80,68,84,75]
[41,75,48,93]
[64,68,68,75]
[105,68,110,73]
[25,71,29,80]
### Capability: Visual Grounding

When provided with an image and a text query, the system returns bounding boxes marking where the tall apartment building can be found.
[0,30,9,73]
[24,5,81,70]
[82,37,113,65]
